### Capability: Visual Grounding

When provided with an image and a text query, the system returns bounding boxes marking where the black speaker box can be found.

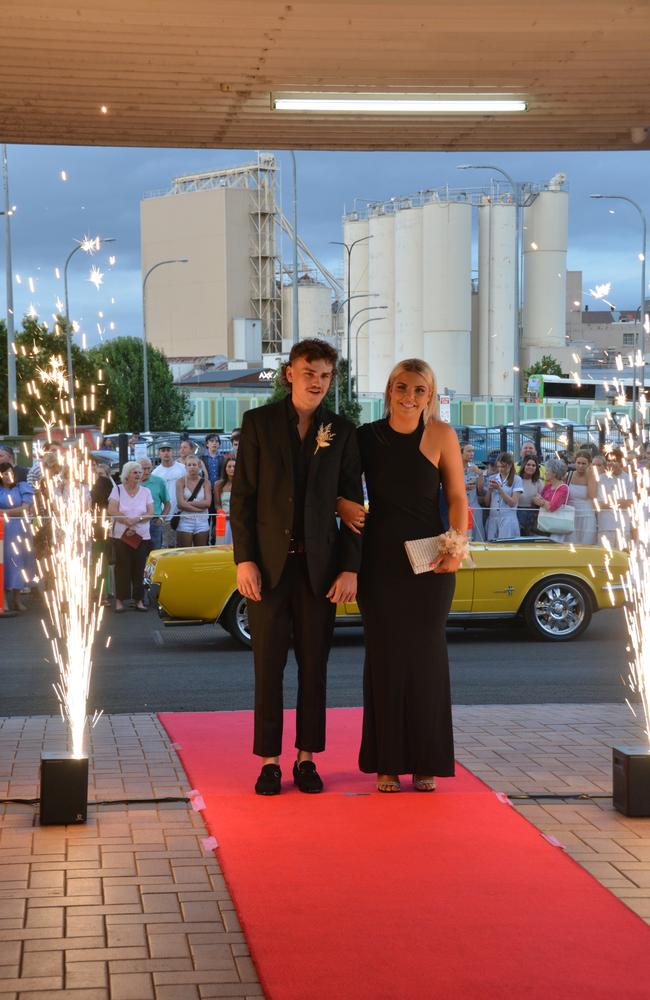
[39,753,88,825]
[612,746,650,817]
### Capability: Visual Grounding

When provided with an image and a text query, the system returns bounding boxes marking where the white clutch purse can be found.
[404,530,473,574]
[404,536,442,574]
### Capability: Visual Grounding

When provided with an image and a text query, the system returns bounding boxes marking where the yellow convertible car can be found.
[144,540,628,645]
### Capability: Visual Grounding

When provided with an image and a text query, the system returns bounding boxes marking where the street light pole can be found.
[63,235,115,425]
[458,164,521,455]
[330,235,373,401]
[349,305,388,392]
[289,151,299,345]
[590,194,647,426]
[1,144,17,436]
[354,315,387,392]
[331,293,379,412]
[142,258,189,432]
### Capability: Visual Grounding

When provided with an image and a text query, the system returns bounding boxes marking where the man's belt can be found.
[288,540,306,554]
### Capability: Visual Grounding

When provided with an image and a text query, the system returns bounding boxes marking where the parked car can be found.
[90,449,120,474]
[145,540,628,645]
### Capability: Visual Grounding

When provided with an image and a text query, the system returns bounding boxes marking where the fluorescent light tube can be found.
[272,96,527,114]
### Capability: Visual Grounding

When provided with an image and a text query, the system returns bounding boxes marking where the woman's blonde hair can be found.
[384,359,438,422]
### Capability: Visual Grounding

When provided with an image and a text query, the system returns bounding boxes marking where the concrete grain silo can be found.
[478,199,516,397]
[421,200,472,395]
[367,210,396,393]
[394,203,423,362]
[341,174,567,401]
[522,180,569,368]
[282,275,332,344]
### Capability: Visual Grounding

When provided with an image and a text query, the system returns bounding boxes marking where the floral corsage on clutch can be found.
[404,529,473,575]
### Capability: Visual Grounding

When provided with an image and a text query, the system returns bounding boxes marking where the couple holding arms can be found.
[231,338,468,796]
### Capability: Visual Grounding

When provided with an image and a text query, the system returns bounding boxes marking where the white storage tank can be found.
[367,210,395,394]
[421,200,472,395]
[342,215,371,389]
[478,200,516,397]
[522,185,568,358]
[282,276,332,343]
[394,204,423,363]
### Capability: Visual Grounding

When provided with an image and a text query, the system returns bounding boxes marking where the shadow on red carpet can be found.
[159,708,650,1000]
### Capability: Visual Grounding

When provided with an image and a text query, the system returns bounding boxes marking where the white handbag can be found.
[537,490,575,535]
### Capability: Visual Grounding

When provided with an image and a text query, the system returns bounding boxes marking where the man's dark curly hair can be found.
[278,338,338,390]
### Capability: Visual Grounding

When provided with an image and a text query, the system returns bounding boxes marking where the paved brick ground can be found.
[0,715,261,999]
[1,705,650,997]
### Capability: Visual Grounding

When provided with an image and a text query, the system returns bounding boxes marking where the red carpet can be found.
[159,709,650,999]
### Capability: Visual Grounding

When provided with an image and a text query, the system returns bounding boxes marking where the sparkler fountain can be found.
[33,355,109,824]
[606,378,650,816]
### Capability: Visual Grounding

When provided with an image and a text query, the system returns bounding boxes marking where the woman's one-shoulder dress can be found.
[357,419,455,777]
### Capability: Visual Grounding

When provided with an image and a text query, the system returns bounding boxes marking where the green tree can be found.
[0,315,108,435]
[266,357,362,425]
[88,336,190,432]
[523,354,564,380]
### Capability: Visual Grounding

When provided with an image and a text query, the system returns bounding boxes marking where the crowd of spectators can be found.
[462,438,641,549]
[0,427,644,613]
[0,431,240,613]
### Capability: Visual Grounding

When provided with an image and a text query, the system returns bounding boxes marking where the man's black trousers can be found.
[248,554,337,757]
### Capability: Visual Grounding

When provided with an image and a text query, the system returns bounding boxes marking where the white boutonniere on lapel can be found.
[314,422,335,456]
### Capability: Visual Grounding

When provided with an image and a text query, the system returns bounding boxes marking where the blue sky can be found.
[3,145,649,347]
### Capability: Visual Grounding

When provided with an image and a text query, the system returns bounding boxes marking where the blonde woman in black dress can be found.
[338,359,467,792]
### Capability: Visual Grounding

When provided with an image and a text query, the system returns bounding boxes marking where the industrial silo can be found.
[342,215,370,390]
[367,209,396,393]
[478,198,517,397]
[394,203,423,363]
[421,200,472,395]
[522,179,568,366]
[282,275,332,344]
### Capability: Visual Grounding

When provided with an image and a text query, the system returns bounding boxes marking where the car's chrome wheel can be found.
[524,578,592,641]
[221,591,251,647]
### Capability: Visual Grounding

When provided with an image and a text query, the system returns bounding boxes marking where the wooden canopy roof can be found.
[1,0,649,150]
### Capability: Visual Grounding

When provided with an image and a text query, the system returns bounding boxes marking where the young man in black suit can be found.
[231,339,363,795]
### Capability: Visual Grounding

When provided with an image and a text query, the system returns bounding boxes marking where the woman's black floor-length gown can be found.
[357,418,456,777]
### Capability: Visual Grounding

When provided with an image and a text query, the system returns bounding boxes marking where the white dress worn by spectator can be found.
[597,472,633,549]
[486,474,524,540]
[567,479,597,545]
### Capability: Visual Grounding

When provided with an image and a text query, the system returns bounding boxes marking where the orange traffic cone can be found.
[215,508,227,538]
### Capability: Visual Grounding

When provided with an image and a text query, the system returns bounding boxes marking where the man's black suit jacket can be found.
[230,399,363,597]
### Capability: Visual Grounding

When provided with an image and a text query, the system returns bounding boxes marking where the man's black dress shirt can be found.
[285,396,321,548]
